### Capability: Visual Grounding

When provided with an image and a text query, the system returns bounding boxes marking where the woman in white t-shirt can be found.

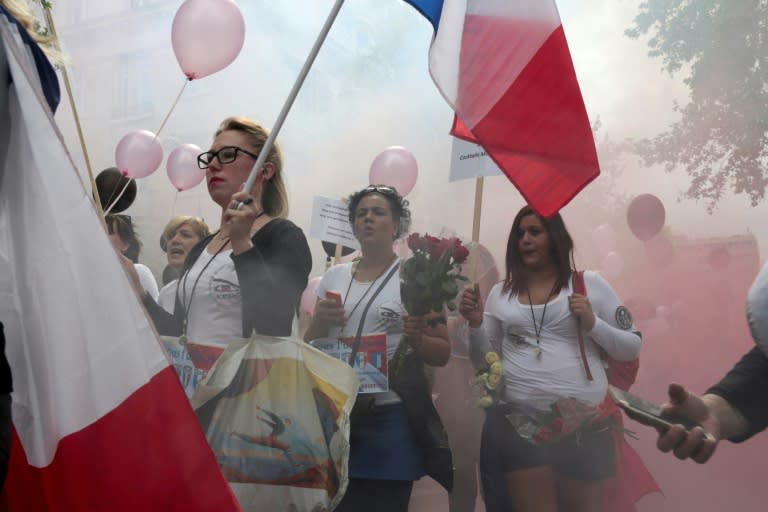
[459,206,642,512]
[157,216,210,313]
[134,116,311,345]
[303,185,451,512]
[106,214,159,301]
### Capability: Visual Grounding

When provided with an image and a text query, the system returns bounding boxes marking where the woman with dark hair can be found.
[106,214,159,301]
[131,116,311,344]
[304,185,451,512]
[459,205,641,512]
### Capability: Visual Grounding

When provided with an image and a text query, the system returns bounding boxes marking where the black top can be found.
[144,218,312,338]
[707,346,768,442]
[0,322,11,394]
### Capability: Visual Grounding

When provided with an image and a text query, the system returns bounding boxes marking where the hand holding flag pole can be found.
[237,0,347,209]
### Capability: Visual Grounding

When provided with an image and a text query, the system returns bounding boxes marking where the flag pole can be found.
[469,176,484,281]
[471,176,484,243]
[241,0,346,196]
[42,6,102,216]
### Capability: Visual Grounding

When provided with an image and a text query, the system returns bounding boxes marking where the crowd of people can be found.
[100,143,768,511]
[1,2,767,511]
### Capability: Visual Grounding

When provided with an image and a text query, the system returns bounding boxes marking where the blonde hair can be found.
[215,116,289,218]
[2,1,64,64]
[160,216,210,252]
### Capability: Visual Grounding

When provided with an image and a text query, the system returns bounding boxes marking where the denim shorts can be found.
[481,404,616,481]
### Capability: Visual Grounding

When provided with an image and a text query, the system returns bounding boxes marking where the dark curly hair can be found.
[347,185,411,239]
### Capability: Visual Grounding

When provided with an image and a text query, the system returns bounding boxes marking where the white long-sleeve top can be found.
[469,271,641,411]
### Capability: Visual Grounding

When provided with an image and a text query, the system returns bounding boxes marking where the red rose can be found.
[425,235,442,258]
[533,427,552,444]
[436,237,454,257]
[453,242,469,264]
[407,233,423,251]
[548,416,565,435]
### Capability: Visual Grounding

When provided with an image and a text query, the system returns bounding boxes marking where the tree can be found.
[626,1,768,211]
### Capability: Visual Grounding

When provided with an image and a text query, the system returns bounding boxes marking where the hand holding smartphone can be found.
[609,386,716,441]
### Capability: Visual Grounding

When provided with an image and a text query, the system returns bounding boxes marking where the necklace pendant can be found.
[535,347,542,359]
[179,334,188,345]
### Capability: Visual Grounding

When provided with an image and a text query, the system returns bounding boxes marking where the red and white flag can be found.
[0,17,239,512]
[407,0,600,217]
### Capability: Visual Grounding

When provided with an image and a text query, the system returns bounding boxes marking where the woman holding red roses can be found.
[304,185,451,512]
[459,206,643,512]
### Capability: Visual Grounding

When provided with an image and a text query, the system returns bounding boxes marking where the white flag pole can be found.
[240,0,346,198]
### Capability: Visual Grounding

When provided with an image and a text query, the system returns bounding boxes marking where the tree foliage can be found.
[626,0,768,210]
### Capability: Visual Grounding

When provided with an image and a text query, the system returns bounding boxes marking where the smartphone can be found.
[325,291,342,306]
[608,386,715,440]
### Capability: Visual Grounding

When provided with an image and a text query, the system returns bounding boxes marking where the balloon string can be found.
[196,185,203,218]
[104,178,133,216]
[154,79,190,141]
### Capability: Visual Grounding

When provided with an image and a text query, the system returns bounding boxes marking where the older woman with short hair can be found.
[157,216,210,313]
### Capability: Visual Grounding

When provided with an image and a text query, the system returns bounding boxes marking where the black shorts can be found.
[481,405,616,481]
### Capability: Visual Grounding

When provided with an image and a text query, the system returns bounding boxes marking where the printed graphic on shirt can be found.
[505,328,529,347]
[209,266,241,309]
[377,300,404,334]
[615,306,633,330]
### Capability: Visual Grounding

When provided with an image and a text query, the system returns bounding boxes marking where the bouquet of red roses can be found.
[506,397,601,444]
[391,233,469,375]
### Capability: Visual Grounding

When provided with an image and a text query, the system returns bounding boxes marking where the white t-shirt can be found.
[158,280,178,314]
[135,263,159,302]
[470,271,641,410]
[178,248,242,346]
[313,259,404,403]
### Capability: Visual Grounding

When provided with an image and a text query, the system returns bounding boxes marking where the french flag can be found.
[405,0,600,218]
[0,14,238,512]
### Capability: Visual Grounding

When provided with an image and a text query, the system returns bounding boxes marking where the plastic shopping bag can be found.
[191,334,359,512]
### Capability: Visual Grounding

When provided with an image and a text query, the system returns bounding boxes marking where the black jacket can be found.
[144,218,312,338]
[707,346,768,442]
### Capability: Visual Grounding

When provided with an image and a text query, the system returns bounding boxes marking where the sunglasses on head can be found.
[363,185,399,196]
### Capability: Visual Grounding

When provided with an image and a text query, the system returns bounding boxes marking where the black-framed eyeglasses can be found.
[363,184,399,196]
[197,146,259,170]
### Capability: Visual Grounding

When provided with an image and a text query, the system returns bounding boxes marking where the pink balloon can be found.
[600,251,624,279]
[171,0,245,80]
[369,146,418,197]
[626,194,665,241]
[300,277,323,317]
[115,130,163,179]
[166,144,204,191]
